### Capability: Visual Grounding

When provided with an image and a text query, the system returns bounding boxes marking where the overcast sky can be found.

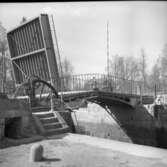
[0,2,167,74]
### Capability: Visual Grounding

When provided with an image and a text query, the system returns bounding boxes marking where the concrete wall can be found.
[0,98,30,118]
[0,97,36,139]
[72,102,157,147]
[20,115,37,136]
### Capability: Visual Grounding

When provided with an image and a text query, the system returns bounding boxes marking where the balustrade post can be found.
[140,84,143,105]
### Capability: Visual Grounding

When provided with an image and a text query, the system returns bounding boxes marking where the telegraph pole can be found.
[107,21,110,86]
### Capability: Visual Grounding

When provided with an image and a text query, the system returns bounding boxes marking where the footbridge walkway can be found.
[52,73,154,107]
[13,73,154,108]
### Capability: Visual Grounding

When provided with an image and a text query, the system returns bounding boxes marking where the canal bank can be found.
[70,102,167,148]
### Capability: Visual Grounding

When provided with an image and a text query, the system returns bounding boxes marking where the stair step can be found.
[43,122,62,130]
[33,112,54,119]
[32,110,70,136]
[32,107,50,113]
[40,117,59,124]
[45,127,70,136]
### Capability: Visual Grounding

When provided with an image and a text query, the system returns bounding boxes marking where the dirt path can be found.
[0,133,167,167]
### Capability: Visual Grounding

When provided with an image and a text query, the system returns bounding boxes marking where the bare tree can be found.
[109,54,141,80]
[107,54,141,93]
[0,39,8,92]
[146,44,167,93]
[160,44,167,82]
[140,48,147,85]
[124,56,141,81]
[0,39,15,93]
[61,57,74,91]
[149,63,161,89]
[108,54,124,78]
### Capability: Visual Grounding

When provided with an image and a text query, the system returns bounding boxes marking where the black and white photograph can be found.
[0,1,167,167]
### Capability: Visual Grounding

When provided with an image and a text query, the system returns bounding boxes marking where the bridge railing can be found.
[53,73,153,96]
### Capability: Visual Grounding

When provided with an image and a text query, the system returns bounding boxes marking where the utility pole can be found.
[107,21,110,86]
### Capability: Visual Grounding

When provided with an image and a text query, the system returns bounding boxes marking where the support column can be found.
[0,119,5,140]
[130,98,137,107]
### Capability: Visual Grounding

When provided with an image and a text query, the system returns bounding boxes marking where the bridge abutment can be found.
[72,102,158,147]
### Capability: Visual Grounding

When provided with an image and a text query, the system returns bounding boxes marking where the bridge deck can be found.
[60,90,152,99]
[61,90,154,107]
[15,90,154,107]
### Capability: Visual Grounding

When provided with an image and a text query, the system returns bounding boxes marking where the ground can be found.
[0,133,167,167]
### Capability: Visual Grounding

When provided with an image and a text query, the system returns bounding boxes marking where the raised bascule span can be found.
[7,14,60,90]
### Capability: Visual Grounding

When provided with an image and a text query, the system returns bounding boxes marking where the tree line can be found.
[107,44,167,94]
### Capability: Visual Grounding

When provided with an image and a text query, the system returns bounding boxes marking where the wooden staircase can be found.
[32,108,70,136]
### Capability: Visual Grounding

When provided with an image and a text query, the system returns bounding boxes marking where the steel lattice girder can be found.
[7,14,60,90]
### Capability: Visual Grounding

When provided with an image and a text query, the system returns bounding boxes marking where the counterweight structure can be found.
[7,14,60,90]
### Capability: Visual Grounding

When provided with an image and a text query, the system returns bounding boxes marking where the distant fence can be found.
[54,73,154,96]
